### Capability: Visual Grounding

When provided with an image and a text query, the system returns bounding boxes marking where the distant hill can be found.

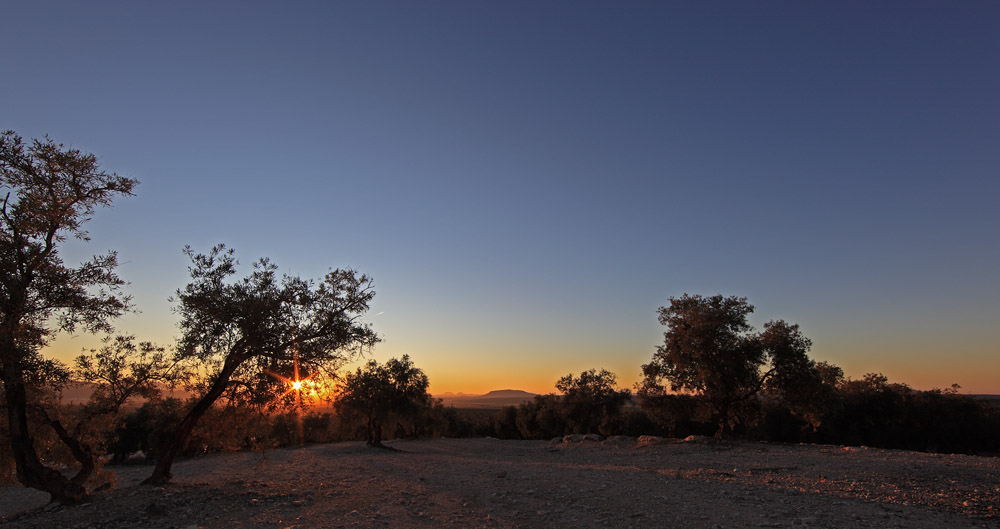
[481,389,535,399]
[436,389,537,409]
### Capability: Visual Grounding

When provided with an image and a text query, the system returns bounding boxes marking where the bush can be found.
[637,393,715,438]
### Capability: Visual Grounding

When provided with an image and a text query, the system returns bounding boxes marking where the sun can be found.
[262,348,331,402]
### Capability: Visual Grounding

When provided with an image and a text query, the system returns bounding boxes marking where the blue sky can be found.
[3,1,998,393]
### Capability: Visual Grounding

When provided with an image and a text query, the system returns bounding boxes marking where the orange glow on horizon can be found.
[37,335,1000,397]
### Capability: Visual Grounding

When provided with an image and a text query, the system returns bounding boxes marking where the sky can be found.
[2,1,998,395]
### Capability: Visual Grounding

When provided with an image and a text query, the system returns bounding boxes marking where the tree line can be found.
[446,296,998,455]
[2,131,998,505]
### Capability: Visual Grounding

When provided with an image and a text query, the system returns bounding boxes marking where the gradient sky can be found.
[3,1,998,394]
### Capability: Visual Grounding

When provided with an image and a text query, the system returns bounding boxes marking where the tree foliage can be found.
[24,335,185,489]
[0,130,136,503]
[640,294,819,438]
[556,369,631,435]
[75,335,187,413]
[334,355,432,447]
[144,245,378,484]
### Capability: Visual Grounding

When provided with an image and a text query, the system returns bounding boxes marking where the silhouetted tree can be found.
[635,389,715,438]
[144,246,378,484]
[515,394,566,439]
[28,336,185,486]
[75,337,178,406]
[814,361,844,388]
[0,131,136,503]
[640,294,818,438]
[334,355,431,447]
[902,385,1000,454]
[556,369,631,435]
[109,397,186,463]
[492,405,521,439]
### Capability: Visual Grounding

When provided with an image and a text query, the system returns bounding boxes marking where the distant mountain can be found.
[436,389,538,409]
[481,389,535,399]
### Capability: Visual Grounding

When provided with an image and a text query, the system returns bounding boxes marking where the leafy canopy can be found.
[335,355,431,446]
[556,369,631,435]
[640,294,816,437]
[1,130,136,503]
[173,245,379,406]
[146,245,379,484]
[1,130,137,365]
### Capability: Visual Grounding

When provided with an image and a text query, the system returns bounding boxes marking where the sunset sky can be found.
[3,2,997,395]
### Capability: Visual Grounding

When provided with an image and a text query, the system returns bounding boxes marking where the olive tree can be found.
[334,355,431,447]
[144,245,378,484]
[0,131,136,503]
[556,369,631,435]
[640,294,817,438]
[22,336,184,492]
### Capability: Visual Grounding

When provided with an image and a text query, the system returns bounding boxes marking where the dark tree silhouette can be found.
[74,336,185,414]
[14,336,184,493]
[556,369,631,435]
[0,131,136,503]
[144,245,378,484]
[640,294,817,438]
[51,336,187,483]
[514,394,566,439]
[334,355,431,447]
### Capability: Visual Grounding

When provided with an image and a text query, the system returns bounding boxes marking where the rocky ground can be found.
[1,436,998,528]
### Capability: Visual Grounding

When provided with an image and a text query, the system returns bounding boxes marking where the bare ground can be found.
[1,437,998,528]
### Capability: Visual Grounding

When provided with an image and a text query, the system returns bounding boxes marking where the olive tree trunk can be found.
[2,367,87,504]
[144,355,243,485]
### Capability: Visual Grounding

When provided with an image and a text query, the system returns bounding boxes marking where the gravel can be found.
[1,437,997,528]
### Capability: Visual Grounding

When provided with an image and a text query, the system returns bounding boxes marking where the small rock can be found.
[637,435,666,446]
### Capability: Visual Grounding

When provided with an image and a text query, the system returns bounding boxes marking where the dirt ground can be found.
[1,436,998,528]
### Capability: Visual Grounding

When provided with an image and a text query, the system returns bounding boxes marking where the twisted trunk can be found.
[143,354,244,485]
[33,407,97,485]
[2,364,87,504]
